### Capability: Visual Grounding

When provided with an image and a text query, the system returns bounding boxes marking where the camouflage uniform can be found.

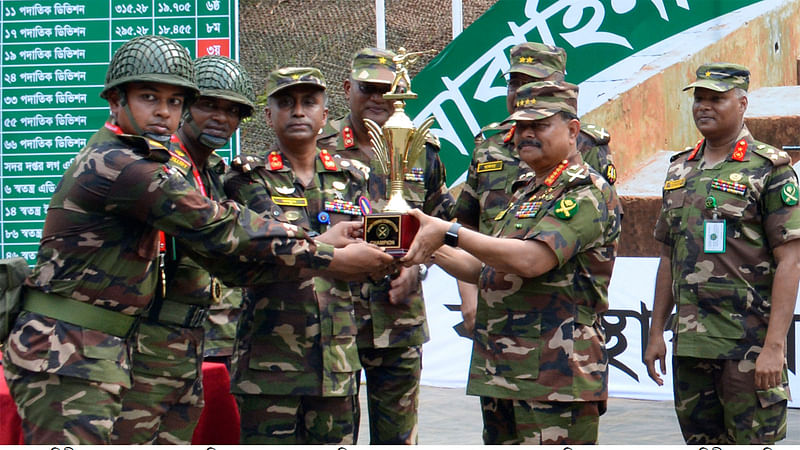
[110,56,257,444]
[465,81,621,445]
[203,285,243,363]
[654,64,799,445]
[452,42,616,235]
[111,145,233,444]
[2,37,333,445]
[316,48,454,444]
[225,67,362,445]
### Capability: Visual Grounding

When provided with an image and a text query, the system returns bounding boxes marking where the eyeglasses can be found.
[357,82,391,96]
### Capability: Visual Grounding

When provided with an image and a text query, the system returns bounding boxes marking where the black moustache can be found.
[517,139,542,149]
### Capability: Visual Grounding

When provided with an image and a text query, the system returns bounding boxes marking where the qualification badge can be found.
[554,197,578,220]
[781,183,799,206]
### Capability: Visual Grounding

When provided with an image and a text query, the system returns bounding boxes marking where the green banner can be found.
[405,0,760,185]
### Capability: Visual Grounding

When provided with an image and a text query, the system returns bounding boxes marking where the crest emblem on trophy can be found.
[362,48,436,256]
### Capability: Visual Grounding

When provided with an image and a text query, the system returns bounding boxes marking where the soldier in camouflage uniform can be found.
[450,41,617,442]
[403,81,621,444]
[317,48,454,444]
[110,56,256,444]
[225,67,370,444]
[1,36,392,445]
[644,63,800,444]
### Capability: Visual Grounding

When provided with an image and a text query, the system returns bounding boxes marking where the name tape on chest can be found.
[664,178,686,191]
[477,161,503,173]
[271,196,308,207]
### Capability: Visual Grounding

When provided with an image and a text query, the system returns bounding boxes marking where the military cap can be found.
[350,47,397,85]
[265,67,326,98]
[683,62,750,92]
[507,42,567,79]
[506,80,578,122]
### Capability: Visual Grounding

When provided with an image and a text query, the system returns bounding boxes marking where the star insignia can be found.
[291,74,300,80]
[379,57,387,64]
[705,71,711,77]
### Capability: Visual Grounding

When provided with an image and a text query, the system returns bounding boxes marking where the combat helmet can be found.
[101,35,198,100]
[194,56,256,118]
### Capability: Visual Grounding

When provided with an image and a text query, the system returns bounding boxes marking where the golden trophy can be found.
[362,48,436,257]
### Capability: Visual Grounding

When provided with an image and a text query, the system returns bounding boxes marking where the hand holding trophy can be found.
[361,48,436,257]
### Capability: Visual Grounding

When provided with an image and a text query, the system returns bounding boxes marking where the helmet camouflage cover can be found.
[195,55,256,118]
[101,35,198,99]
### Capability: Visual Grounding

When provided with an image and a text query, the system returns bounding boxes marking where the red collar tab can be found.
[544,159,569,187]
[342,126,355,149]
[687,139,704,161]
[503,124,516,144]
[732,139,748,161]
[320,149,338,171]
[104,121,124,135]
[268,151,284,170]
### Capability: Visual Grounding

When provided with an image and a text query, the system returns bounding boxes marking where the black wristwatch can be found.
[444,222,462,247]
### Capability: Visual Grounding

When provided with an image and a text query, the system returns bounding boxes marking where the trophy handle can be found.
[405,116,435,167]
[363,118,390,175]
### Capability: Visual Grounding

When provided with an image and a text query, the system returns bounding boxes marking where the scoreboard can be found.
[1,0,240,263]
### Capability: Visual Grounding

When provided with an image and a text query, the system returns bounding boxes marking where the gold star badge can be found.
[379,57,387,64]
[705,71,711,77]
[291,74,300,80]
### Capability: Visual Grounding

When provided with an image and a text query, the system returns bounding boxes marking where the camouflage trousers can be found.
[3,363,124,444]
[235,393,357,444]
[355,344,422,444]
[673,356,788,444]
[110,370,204,444]
[480,396,601,444]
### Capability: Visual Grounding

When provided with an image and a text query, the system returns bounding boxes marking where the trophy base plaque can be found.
[364,213,420,257]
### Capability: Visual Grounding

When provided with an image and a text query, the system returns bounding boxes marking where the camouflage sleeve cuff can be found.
[310,241,335,270]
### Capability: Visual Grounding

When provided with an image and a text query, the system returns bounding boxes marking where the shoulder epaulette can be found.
[751,141,791,166]
[116,134,170,163]
[670,147,694,162]
[580,123,611,145]
[230,153,266,173]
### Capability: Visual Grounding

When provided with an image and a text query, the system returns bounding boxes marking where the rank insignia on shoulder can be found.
[781,183,799,206]
[320,149,338,171]
[272,196,307,207]
[284,210,301,221]
[477,161,503,173]
[404,167,424,181]
[664,178,686,191]
[325,199,362,216]
[604,164,617,185]
[565,165,587,182]
[342,126,355,148]
[554,197,578,219]
[516,201,543,218]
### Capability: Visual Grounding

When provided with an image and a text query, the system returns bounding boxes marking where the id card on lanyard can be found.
[704,219,726,253]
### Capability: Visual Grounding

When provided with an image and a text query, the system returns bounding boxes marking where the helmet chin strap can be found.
[184,113,228,149]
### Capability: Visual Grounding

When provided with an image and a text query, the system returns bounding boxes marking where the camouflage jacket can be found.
[453,122,616,233]
[4,123,333,388]
[225,148,364,397]
[467,153,621,402]
[654,127,800,360]
[318,115,455,348]
[130,137,242,379]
